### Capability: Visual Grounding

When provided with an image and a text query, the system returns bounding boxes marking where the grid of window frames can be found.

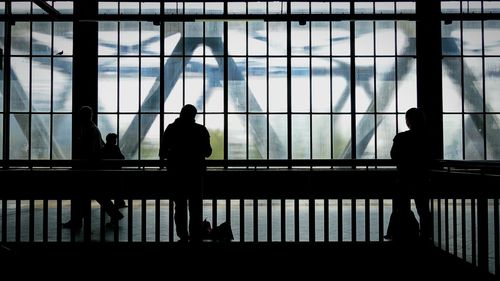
[96,1,418,161]
[7,1,73,160]
[441,1,500,160]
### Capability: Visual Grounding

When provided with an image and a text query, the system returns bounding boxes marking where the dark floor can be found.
[0,241,496,280]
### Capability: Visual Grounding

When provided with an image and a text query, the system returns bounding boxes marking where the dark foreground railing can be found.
[0,159,499,276]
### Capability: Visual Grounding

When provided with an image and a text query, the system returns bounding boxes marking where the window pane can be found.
[141,21,160,55]
[355,58,374,113]
[463,21,482,56]
[185,57,204,112]
[10,114,29,160]
[206,56,223,113]
[228,22,246,56]
[269,58,287,112]
[485,58,500,112]
[269,114,287,159]
[206,114,224,160]
[292,114,310,159]
[53,114,71,160]
[465,114,484,160]
[269,22,286,56]
[248,57,266,112]
[229,114,246,159]
[376,57,396,113]
[443,114,463,160]
[377,114,396,159]
[292,58,310,112]
[98,58,118,112]
[442,21,461,55]
[141,57,160,113]
[356,114,375,159]
[312,58,330,113]
[463,58,483,113]
[53,57,72,112]
[332,58,350,113]
[291,21,309,56]
[54,22,72,56]
[249,114,267,159]
[312,22,330,56]
[442,58,462,112]
[32,22,52,55]
[397,21,416,56]
[119,58,139,112]
[164,22,183,56]
[98,114,117,144]
[312,114,331,159]
[249,21,266,56]
[164,57,183,112]
[11,57,30,112]
[140,114,159,160]
[99,22,117,55]
[332,21,350,56]
[228,57,246,113]
[355,21,374,55]
[120,22,139,55]
[333,114,351,159]
[32,57,51,112]
[397,57,417,113]
[486,114,500,160]
[376,21,395,55]
[206,22,223,55]
[11,22,30,55]
[120,114,139,159]
[484,21,500,55]
[31,114,50,159]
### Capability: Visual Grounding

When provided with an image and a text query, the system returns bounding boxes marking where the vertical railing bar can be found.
[445,198,449,252]
[437,198,442,248]
[42,199,48,242]
[378,198,384,242]
[226,199,231,224]
[453,198,458,256]
[56,199,62,242]
[240,199,245,242]
[253,199,258,242]
[309,199,315,242]
[281,199,285,242]
[141,199,147,242]
[83,200,91,242]
[267,199,272,242]
[128,199,133,242]
[324,199,329,242]
[351,198,356,242]
[213,199,217,235]
[2,200,7,242]
[494,198,499,275]
[155,199,160,242]
[15,199,20,242]
[294,199,299,242]
[100,204,105,242]
[365,198,370,242]
[29,199,34,242]
[462,198,467,260]
[169,199,174,242]
[338,198,343,242]
[471,198,477,266]
[477,197,488,271]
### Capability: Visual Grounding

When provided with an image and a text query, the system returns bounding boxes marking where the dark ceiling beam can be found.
[32,0,61,18]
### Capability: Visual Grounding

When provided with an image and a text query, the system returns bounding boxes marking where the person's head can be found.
[180,104,197,121]
[79,106,93,123]
[405,107,425,131]
[106,133,118,145]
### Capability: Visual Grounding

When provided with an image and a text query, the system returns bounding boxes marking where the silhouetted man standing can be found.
[389,107,432,240]
[159,104,212,242]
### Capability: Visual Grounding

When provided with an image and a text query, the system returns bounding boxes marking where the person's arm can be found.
[203,127,212,158]
[390,134,400,160]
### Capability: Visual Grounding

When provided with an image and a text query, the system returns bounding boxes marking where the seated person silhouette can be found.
[101,133,127,209]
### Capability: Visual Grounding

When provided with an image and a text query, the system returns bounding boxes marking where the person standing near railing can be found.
[62,106,124,229]
[386,107,432,241]
[159,104,212,242]
[101,132,127,209]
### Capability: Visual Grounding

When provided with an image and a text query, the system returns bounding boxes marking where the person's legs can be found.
[415,195,431,239]
[174,198,189,241]
[96,198,124,226]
